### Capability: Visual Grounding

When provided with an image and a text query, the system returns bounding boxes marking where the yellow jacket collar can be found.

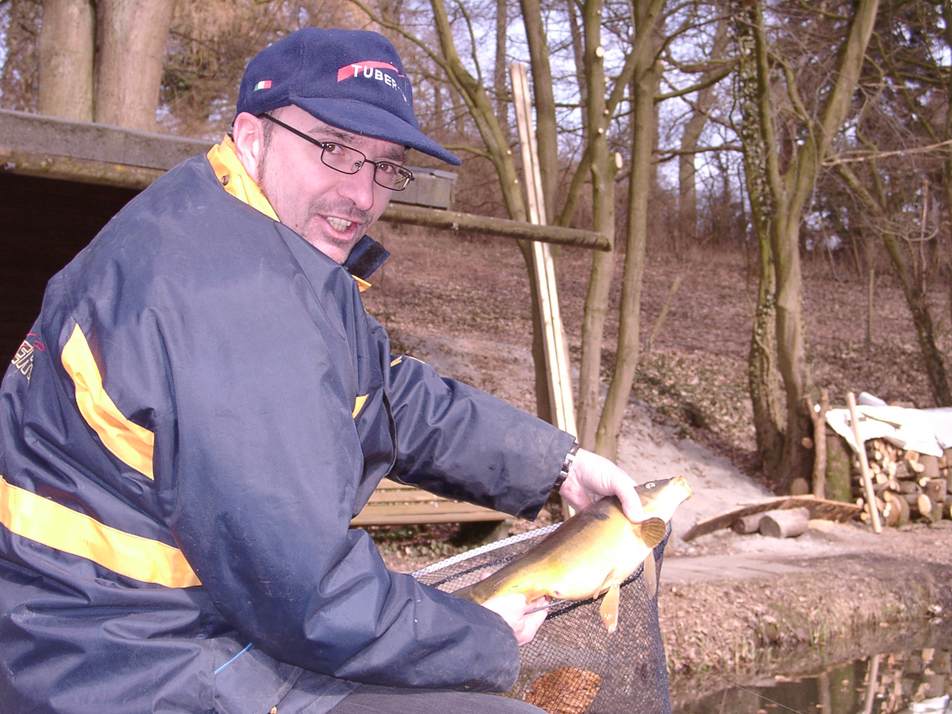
[206,137,279,222]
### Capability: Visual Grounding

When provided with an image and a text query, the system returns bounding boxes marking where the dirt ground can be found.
[360,222,952,681]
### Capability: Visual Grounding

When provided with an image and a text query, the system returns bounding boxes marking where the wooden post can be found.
[510,62,578,516]
[847,392,882,533]
[805,388,830,498]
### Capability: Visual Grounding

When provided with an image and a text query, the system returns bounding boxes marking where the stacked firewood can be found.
[854,439,952,526]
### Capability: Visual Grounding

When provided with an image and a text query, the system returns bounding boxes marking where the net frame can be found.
[414,522,672,713]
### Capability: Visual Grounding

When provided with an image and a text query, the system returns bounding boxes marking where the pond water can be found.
[672,621,952,714]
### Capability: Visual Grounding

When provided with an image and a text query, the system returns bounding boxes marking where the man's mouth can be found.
[325,216,356,233]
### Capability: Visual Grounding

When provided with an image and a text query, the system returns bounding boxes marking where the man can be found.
[0,28,642,713]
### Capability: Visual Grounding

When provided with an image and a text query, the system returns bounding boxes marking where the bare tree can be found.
[572,0,665,451]
[520,0,559,223]
[37,0,94,121]
[733,0,880,490]
[590,0,666,459]
[34,0,175,130]
[675,15,729,253]
[95,0,176,130]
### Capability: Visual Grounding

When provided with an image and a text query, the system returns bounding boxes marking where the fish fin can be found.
[642,553,657,599]
[598,584,620,633]
[636,517,667,548]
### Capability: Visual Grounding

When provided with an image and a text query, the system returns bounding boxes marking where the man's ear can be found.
[232,112,265,182]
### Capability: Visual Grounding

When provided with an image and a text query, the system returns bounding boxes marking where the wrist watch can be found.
[553,441,580,492]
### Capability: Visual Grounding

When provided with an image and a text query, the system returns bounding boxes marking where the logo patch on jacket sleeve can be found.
[11,332,45,382]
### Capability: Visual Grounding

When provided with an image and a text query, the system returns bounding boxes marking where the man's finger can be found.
[617,482,646,522]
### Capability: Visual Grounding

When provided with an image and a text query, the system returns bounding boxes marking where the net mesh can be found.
[414,523,672,714]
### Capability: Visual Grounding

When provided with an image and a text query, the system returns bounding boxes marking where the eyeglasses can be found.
[260,113,415,191]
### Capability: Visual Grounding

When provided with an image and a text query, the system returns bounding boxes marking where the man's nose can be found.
[336,162,377,211]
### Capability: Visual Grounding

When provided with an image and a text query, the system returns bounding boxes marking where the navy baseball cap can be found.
[236,28,460,166]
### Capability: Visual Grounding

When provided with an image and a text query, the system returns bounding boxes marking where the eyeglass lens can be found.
[320,144,413,190]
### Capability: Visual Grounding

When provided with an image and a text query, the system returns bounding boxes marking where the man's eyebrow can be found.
[306,124,357,144]
[306,123,407,163]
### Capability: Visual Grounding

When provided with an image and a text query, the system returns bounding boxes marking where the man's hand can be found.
[559,448,645,522]
[481,593,549,646]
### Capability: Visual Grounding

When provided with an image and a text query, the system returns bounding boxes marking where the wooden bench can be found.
[351,478,508,526]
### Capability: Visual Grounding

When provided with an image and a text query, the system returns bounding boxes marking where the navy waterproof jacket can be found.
[0,144,574,713]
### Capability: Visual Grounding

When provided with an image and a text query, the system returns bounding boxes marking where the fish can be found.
[454,476,693,633]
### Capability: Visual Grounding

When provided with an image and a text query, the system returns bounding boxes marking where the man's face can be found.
[257,105,405,264]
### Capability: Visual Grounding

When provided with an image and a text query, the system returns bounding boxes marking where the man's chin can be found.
[304,234,355,265]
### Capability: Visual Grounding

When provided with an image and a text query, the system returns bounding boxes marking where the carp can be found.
[455,476,692,632]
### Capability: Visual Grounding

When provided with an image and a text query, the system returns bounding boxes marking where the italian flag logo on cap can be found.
[254,80,272,91]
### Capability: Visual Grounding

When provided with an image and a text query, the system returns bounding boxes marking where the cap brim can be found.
[291,96,461,166]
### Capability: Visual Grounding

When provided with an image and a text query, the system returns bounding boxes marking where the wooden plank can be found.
[682,495,861,542]
[366,489,454,504]
[352,502,506,526]
[351,478,508,526]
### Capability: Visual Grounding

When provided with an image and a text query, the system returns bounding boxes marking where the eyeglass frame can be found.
[259,113,415,191]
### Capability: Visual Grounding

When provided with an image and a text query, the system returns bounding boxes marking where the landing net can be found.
[414,523,672,714]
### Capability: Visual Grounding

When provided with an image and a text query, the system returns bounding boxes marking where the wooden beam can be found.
[1,108,610,250]
[380,204,611,250]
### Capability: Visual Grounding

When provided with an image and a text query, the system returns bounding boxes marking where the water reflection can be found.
[673,622,951,714]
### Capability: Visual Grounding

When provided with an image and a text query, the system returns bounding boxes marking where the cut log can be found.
[759,508,810,538]
[931,502,944,522]
[806,389,830,498]
[825,431,853,502]
[682,496,861,541]
[921,454,941,479]
[898,479,918,494]
[883,491,910,527]
[790,477,810,495]
[926,478,947,505]
[847,392,882,533]
[732,513,765,534]
[917,494,933,520]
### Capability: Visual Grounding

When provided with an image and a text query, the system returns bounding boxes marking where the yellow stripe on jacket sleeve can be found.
[0,473,200,588]
[352,394,368,418]
[61,324,155,479]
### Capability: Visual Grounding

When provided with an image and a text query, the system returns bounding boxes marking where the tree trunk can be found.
[520,0,559,224]
[835,164,952,407]
[95,0,176,130]
[593,4,664,460]
[566,0,588,136]
[733,2,784,475]
[677,18,727,253]
[575,0,614,449]
[38,0,95,121]
[430,0,555,421]
[493,0,509,132]
[742,0,879,490]
[880,234,952,405]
